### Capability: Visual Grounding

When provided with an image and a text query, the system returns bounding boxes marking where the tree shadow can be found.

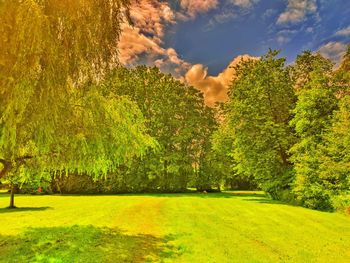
[182,191,266,199]
[0,225,181,262]
[0,207,52,214]
[57,191,266,199]
[131,191,267,199]
[242,198,301,208]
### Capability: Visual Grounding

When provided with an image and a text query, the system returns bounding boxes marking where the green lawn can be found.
[0,192,349,263]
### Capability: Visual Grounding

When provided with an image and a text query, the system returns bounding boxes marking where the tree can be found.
[334,45,350,97]
[289,52,338,210]
[315,48,350,211]
[102,66,216,192]
[318,96,350,209]
[0,0,156,208]
[191,107,218,191]
[226,50,295,199]
[211,117,257,191]
[290,51,333,92]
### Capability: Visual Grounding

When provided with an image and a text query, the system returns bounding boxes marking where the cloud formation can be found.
[319,41,348,65]
[178,0,219,20]
[185,55,255,106]
[118,0,258,105]
[276,29,298,45]
[277,0,317,24]
[118,0,190,77]
[204,0,259,30]
[335,26,350,37]
[229,0,258,8]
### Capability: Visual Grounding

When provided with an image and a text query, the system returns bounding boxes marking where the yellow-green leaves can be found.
[0,0,157,186]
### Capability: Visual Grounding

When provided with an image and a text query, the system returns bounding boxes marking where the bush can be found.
[19,179,52,194]
[294,184,334,211]
[331,194,350,214]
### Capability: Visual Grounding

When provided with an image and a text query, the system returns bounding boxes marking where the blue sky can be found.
[119,0,350,104]
[168,0,350,75]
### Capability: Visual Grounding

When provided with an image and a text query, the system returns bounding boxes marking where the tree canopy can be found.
[225,50,295,198]
[0,0,156,206]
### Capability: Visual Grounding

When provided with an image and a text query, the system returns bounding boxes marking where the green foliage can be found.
[318,96,350,210]
[226,50,296,197]
[290,87,338,210]
[0,0,156,204]
[289,51,346,210]
[210,116,258,190]
[290,50,333,92]
[98,66,216,192]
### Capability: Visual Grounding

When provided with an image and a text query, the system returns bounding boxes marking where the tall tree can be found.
[290,51,333,92]
[289,52,337,210]
[226,50,295,199]
[0,0,156,207]
[318,96,350,204]
[315,48,350,210]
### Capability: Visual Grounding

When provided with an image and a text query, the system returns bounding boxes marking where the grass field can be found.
[0,192,349,263]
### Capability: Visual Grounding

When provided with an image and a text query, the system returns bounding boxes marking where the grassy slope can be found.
[0,192,349,263]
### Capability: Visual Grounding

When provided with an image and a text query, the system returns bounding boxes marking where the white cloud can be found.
[305,27,313,33]
[178,0,219,20]
[277,35,291,45]
[204,0,258,30]
[118,0,189,77]
[262,9,277,20]
[228,0,258,8]
[319,41,347,65]
[277,0,317,24]
[276,29,298,45]
[335,26,350,37]
[118,0,260,96]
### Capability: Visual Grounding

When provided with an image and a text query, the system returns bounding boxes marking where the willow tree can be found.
[0,0,156,207]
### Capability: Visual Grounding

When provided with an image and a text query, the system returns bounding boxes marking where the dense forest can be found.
[0,0,349,213]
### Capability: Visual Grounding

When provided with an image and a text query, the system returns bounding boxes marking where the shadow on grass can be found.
[242,198,303,209]
[0,225,182,263]
[0,207,52,214]
[55,191,266,199]
[123,191,267,199]
[243,198,286,204]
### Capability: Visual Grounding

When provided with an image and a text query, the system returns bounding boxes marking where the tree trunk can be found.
[9,184,16,209]
[163,160,168,191]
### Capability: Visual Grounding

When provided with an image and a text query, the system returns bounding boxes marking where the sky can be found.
[119,0,350,105]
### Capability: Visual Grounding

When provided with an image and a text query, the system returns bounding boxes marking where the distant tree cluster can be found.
[217,48,350,211]
[51,66,218,193]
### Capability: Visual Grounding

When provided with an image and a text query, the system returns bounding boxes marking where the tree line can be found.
[0,0,220,207]
[216,49,350,211]
[0,1,349,212]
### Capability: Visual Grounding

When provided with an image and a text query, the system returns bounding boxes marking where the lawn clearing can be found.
[0,192,349,262]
